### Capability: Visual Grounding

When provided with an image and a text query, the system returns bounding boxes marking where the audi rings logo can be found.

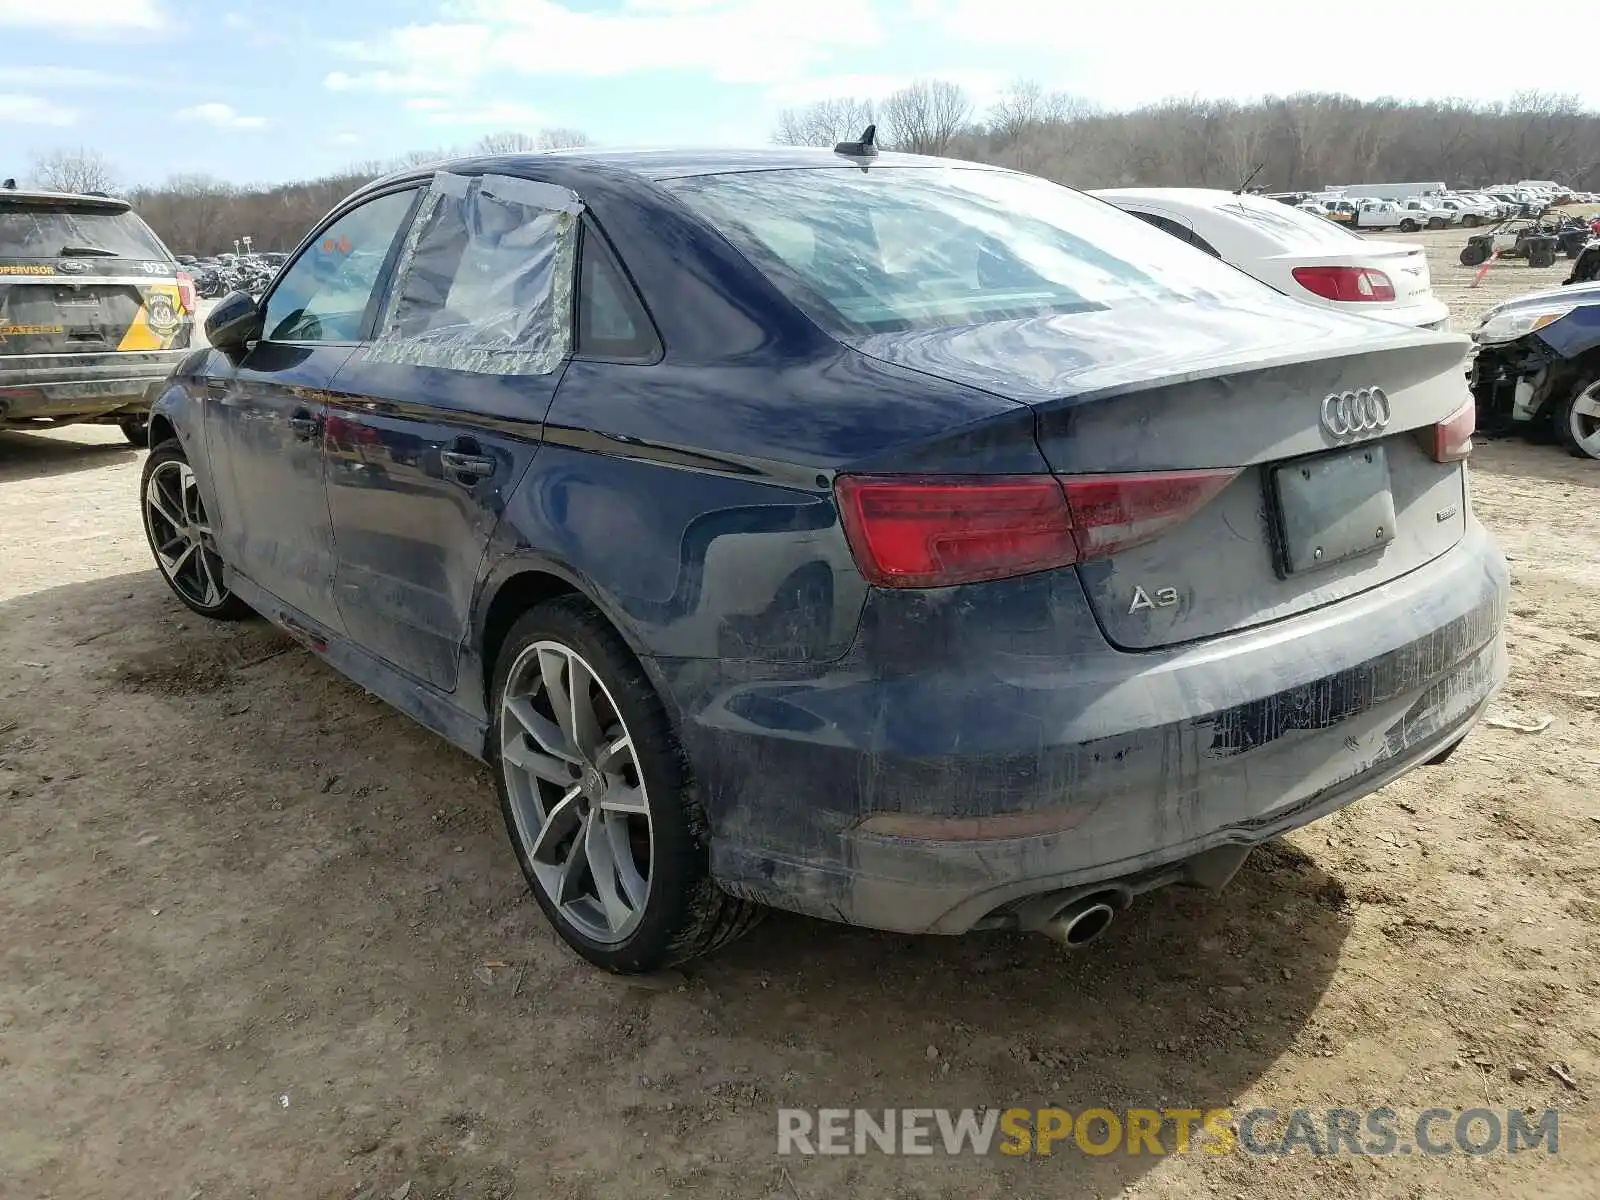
[1320,386,1392,438]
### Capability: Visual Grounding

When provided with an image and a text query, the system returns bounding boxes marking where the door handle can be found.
[441,449,496,484]
[288,409,323,440]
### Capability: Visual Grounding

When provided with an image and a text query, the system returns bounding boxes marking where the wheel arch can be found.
[473,556,664,723]
[147,411,177,449]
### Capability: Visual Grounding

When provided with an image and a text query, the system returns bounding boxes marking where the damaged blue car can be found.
[141,141,1508,972]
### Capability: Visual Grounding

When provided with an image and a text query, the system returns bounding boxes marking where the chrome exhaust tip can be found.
[1040,894,1118,949]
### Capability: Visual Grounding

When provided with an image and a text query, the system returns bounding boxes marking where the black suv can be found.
[0,184,194,444]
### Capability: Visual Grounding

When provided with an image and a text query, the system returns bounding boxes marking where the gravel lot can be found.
[1,232,1597,1200]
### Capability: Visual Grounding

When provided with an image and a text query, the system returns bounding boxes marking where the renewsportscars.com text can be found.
[776,1107,1560,1157]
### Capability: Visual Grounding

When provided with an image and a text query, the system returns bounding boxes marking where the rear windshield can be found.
[665,167,1267,335]
[0,204,170,260]
[1210,195,1364,248]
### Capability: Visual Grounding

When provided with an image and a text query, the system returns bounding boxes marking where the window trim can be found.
[572,215,664,365]
[256,183,425,349]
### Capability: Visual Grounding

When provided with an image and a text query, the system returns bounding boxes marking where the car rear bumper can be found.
[1373,298,1452,331]
[659,517,1508,934]
[0,350,187,421]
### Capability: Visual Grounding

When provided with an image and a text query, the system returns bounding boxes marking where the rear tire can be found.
[1529,241,1558,269]
[118,414,150,448]
[1554,377,1600,460]
[490,596,762,973]
[1427,217,1447,230]
[1462,214,1480,228]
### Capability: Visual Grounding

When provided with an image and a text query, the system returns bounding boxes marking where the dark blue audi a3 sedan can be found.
[141,143,1507,972]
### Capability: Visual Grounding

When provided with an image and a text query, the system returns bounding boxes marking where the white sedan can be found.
[1093,187,1451,331]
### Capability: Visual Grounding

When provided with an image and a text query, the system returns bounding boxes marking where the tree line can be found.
[775,82,1600,194]
[18,128,591,256]
[18,87,1600,255]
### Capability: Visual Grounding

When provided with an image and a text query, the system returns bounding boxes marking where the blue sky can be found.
[1,0,1593,187]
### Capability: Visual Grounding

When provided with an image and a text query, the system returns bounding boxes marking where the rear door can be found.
[204,186,421,632]
[0,195,190,365]
[323,172,587,690]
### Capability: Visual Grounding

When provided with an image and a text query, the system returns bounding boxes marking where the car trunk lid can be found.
[852,297,1473,650]
[1274,242,1433,313]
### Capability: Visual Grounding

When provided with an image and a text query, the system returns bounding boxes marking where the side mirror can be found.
[204,290,263,355]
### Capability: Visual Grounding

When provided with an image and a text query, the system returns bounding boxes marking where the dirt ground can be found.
[2,236,1598,1200]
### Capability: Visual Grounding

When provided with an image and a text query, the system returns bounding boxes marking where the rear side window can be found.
[0,203,168,260]
[367,172,582,376]
[577,221,657,360]
[666,167,1265,337]
[1130,211,1189,241]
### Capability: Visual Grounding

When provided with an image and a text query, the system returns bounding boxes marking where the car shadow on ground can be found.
[1472,436,1599,488]
[0,570,1352,1200]
[0,428,137,482]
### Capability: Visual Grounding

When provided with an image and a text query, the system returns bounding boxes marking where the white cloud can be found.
[918,0,1600,109]
[0,93,76,126]
[0,0,164,30]
[329,132,361,146]
[406,98,551,128]
[178,102,269,130]
[329,0,884,94]
[767,70,1009,108]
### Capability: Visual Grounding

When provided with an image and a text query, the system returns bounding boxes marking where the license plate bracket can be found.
[1270,444,1397,577]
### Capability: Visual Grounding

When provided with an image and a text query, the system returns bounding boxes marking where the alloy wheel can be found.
[144,460,227,609]
[1570,384,1600,460]
[500,640,653,945]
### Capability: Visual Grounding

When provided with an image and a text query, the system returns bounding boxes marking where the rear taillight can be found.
[176,272,196,313]
[1423,399,1475,462]
[1291,265,1396,303]
[1058,470,1239,561]
[833,469,1238,588]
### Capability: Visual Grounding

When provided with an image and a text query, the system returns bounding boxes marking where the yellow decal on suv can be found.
[117,283,184,351]
[0,264,55,276]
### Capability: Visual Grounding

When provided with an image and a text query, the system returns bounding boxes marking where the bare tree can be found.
[881,80,971,155]
[773,97,876,147]
[536,127,591,150]
[473,128,592,155]
[27,148,119,195]
[475,131,542,154]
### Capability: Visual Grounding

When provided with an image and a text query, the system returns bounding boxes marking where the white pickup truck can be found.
[1433,195,1498,227]
[1349,199,1415,230]
[1400,198,1458,229]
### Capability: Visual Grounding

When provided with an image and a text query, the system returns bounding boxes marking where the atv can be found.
[1460,217,1561,268]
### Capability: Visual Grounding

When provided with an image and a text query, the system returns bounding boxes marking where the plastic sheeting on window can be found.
[364,172,583,376]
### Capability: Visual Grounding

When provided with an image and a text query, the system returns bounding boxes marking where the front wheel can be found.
[1459,242,1490,267]
[140,440,252,619]
[1462,214,1480,228]
[1555,378,1600,459]
[491,597,762,972]
[1400,219,1420,233]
